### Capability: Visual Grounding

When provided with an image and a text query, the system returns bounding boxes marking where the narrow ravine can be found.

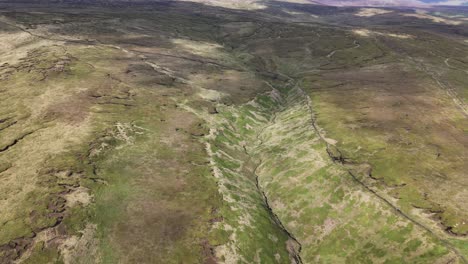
[199,84,304,263]
[252,70,464,262]
[194,66,466,262]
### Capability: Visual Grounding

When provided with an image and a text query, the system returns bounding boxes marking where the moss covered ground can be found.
[0,1,467,263]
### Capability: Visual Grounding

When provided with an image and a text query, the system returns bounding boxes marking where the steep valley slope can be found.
[0,1,467,263]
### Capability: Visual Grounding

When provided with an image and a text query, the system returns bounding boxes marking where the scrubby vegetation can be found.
[0,1,466,263]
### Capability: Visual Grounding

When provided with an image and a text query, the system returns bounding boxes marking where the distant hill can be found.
[0,0,465,8]
[316,0,426,6]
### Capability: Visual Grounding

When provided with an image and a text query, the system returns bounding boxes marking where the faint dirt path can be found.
[274,69,468,264]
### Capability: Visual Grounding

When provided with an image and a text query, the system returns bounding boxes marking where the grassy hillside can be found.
[0,1,466,263]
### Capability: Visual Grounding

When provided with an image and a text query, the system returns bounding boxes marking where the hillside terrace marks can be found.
[225,79,462,262]
[345,169,468,264]
[259,61,467,260]
[292,82,468,263]
[262,26,467,237]
[417,61,468,117]
[386,43,468,118]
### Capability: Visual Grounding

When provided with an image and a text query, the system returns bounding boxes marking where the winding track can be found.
[2,10,466,263]
[251,53,468,261]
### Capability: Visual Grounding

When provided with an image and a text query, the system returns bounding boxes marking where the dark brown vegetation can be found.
[0,0,466,263]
